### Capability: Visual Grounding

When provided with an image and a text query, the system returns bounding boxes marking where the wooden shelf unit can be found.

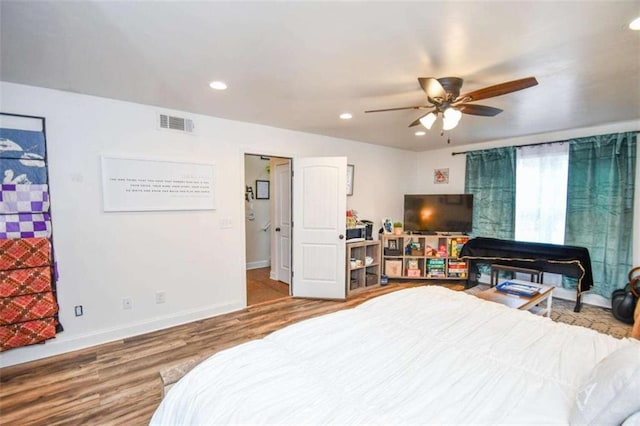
[346,240,381,294]
[381,234,469,280]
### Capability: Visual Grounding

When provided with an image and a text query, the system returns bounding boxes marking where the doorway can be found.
[244,154,292,306]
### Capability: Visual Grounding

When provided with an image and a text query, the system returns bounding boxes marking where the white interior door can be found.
[292,157,346,299]
[274,161,291,285]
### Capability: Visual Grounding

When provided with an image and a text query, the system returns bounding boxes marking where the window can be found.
[515,144,569,244]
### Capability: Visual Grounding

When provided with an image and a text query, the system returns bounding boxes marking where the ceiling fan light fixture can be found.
[419,112,437,129]
[414,131,426,136]
[442,107,462,130]
[442,117,459,131]
[630,17,640,30]
[444,107,462,123]
[365,75,537,136]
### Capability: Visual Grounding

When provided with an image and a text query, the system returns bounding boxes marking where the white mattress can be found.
[151,286,634,425]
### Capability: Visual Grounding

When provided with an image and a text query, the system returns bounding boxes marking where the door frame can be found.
[240,148,294,305]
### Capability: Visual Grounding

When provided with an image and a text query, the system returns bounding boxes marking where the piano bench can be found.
[490,264,543,287]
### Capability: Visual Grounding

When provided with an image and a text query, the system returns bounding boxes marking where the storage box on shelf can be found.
[381,234,469,280]
[346,240,381,293]
[384,260,402,278]
[406,268,421,277]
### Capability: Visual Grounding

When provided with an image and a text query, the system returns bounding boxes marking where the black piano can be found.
[459,237,593,312]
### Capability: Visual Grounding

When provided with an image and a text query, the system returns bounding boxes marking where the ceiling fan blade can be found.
[418,77,446,100]
[458,104,503,117]
[457,77,538,103]
[408,110,436,127]
[364,105,430,113]
[408,117,424,127]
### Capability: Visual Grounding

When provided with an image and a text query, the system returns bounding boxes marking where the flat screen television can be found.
[403,194,473,234]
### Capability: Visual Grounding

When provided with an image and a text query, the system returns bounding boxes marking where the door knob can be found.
[275,227,281,232]
[339,234,344,239]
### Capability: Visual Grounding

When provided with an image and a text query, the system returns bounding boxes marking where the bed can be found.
[151,286,640,425]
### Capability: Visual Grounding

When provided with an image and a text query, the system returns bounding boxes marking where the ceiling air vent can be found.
[159,114,195,133]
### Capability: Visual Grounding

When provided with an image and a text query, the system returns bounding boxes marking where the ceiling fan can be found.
[365,76,538,131]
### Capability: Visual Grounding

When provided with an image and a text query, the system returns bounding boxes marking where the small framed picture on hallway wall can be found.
[256,180,270,199]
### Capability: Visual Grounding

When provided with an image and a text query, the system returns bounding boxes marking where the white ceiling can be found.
[1,1,639,151]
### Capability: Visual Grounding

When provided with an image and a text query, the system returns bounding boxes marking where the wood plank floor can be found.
[246,267,289,306]
[1,280,441,425]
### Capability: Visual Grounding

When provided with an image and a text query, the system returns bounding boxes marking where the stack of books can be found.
[427,258,446,278]
[447,260,467,278]
[449,237,469,257]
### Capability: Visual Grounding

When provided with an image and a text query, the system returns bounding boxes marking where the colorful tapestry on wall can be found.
[0,237,57,351]
[0,266,52,297]
[0,318,57,352]
[0,128,46,159]
[0,292,58,325]
[0,212,52,239]
[0,184,50,213]
[0,114,60,352]
[0,237,51,270]
[0,129,47,184]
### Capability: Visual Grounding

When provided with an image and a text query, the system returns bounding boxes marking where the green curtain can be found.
[464,146,516,239]
[564,132,637,297]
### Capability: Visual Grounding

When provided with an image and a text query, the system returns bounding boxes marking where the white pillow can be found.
[571,343,640,425]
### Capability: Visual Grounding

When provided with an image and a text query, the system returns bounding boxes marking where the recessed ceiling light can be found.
[630,17,640,30]
[339,113,353,120]
[209,81,228,90]
[415,131,426,136]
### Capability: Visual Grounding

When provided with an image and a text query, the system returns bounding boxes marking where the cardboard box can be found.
[385,260,403,277]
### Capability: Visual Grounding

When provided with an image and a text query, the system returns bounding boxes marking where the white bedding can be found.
[151,286,636,425]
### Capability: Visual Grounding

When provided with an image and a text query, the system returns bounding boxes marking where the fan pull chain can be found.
[439,129,452,144]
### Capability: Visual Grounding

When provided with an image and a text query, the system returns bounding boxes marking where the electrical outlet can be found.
[122,297,132,310]
[74,305,83,316]
[155,291,166,304]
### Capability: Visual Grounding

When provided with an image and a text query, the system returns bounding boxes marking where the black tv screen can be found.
[403,194,473,234]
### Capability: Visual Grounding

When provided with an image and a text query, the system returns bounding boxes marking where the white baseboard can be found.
[246,260,269,270]
[0,300,245,368]
[552,287,611,309]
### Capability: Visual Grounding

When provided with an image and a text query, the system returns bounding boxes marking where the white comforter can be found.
[151,286,633,425]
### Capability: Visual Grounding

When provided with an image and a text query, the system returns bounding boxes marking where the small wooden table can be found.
[476,280,554,317]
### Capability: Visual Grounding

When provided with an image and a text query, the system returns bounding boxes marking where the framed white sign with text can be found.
[101,156,215,212]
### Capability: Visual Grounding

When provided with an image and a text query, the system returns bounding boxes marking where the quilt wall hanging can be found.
[0,112,61,352]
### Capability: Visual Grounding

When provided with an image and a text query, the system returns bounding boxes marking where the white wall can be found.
[410,121,640,306]
[0,82,414,367]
